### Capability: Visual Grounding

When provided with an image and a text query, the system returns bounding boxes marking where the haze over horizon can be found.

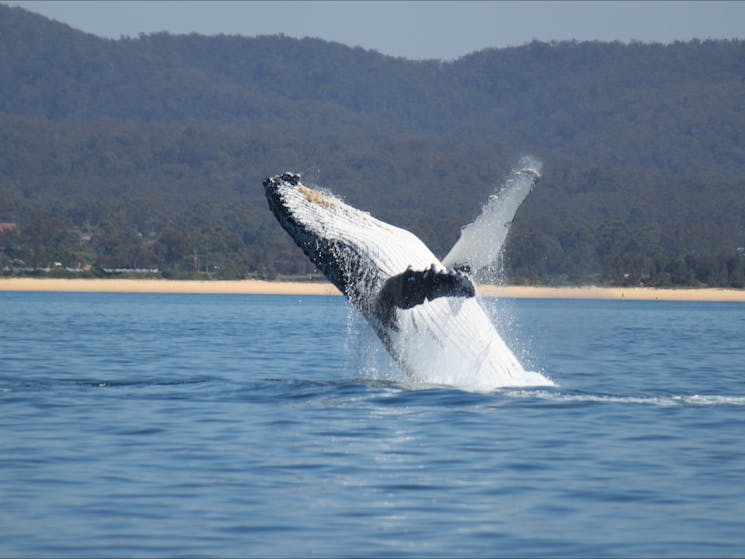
[7,0,745,61]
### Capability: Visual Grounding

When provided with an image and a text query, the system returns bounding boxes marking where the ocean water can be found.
[1,292,744,557]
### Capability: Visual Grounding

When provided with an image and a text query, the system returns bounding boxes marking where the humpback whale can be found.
[263,166,552,389]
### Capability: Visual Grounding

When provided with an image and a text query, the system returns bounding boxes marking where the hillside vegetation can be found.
[1,5,744,286]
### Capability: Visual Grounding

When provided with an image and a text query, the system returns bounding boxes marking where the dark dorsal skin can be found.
[376,264,475,328]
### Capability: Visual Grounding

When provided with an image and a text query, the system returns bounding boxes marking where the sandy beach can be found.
[0,278,341,296]
[1,277,744,302]
[478,284,745,302]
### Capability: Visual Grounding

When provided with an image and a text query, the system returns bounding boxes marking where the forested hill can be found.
[2,4,744,286]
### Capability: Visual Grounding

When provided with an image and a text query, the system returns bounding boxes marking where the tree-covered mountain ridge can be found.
[1,4,744,286]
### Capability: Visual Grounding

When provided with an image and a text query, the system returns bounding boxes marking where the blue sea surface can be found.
[1,292,744,557]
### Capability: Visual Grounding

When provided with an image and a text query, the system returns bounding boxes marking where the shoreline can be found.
[1,277,744,302]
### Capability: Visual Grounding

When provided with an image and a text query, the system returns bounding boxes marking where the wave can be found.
[4,373,742,409]
[503,388,745,407]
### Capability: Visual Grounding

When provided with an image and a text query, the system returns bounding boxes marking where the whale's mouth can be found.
[262,172,308,238]
[263,172,298,214]
[263,172,301,189]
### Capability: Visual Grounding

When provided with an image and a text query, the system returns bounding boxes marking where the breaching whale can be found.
[263,166,552,389]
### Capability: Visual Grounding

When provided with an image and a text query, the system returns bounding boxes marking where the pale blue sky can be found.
[9,0,745,60]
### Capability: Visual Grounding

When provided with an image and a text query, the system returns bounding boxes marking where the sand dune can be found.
[1,277,744,301]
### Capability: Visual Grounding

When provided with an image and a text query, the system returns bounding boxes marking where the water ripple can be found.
[2,293,745,557]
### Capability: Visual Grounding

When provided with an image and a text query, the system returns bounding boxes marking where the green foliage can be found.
[1,5,744,285]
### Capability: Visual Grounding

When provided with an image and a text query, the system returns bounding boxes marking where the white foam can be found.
[503,390,745,407]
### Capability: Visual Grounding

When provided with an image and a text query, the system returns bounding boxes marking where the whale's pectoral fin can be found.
[376,265,475,327]
[442,164,540,276]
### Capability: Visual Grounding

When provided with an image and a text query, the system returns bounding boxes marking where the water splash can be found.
[504,389,745,407]
[344,305,399,383]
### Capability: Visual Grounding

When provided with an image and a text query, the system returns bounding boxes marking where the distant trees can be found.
[1,5,745,285]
